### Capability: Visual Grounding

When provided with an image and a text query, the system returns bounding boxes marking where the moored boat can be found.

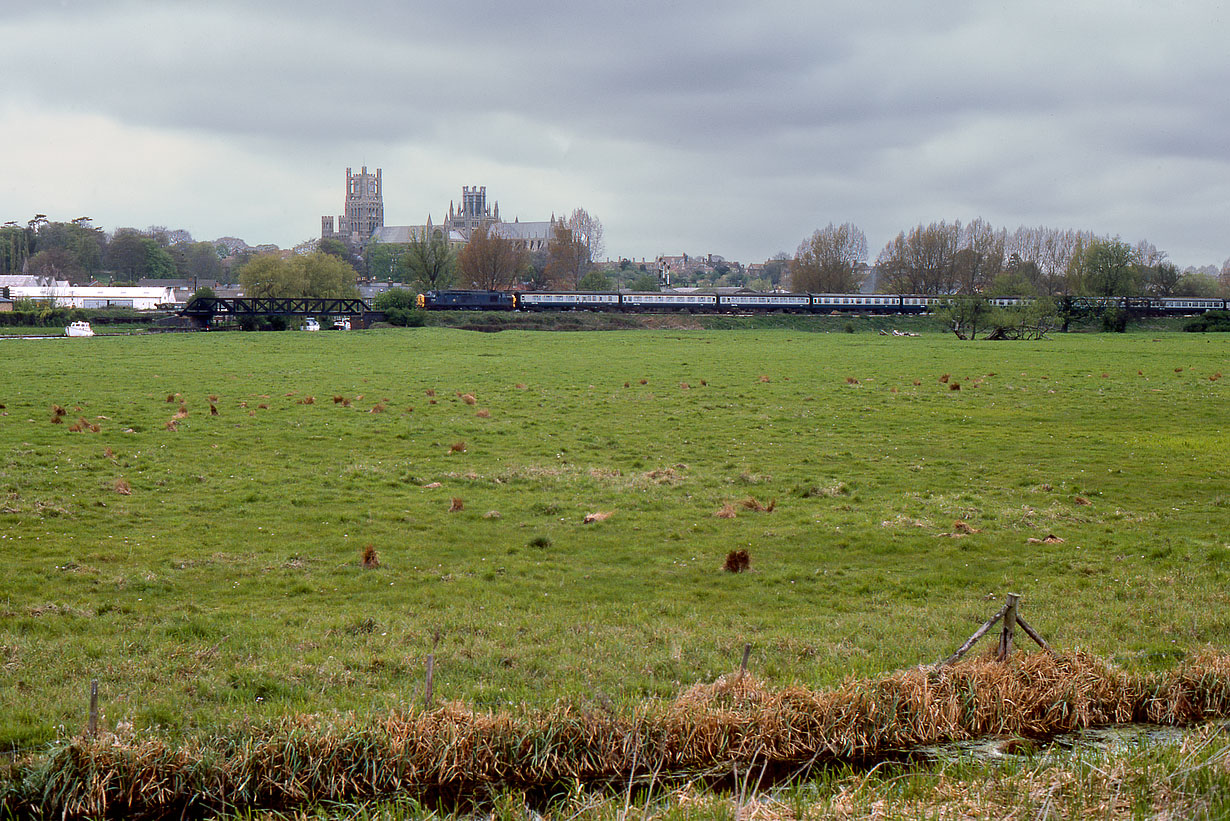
[65,321,95,337]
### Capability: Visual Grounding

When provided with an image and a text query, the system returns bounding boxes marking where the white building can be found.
[9,285,178,310]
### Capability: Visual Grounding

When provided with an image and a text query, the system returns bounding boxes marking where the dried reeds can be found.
[723,549,751,572]
[448,498,464,512]
[51,403,67,417]
[332,395,344,404]
[113,478,132,496]
[949,382,961,391]
[939,373,950,383]
[449,441,467,454]
[361,544,380,568]
[12,651,1230,820]
[476,409,490,418]
[461,393,477,405]
[740,497,776,512]
[714,503,737,519]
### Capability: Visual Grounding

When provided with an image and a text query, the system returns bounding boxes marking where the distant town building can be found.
[321,166,384,245]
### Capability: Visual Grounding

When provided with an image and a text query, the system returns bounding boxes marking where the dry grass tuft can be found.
[448,497,464,513]
[1175,367,1184,373]
[461,393,477,405]
[912,379,921,386]
[449,441,467,454]
[846,376,860,385]
[17,651,1230,819]
[679,382,690,390]
[723,549,751,572]
[623,381,630,388]
[939,373,950,383]
[1211,373,1222,381]
[740,497,776,512]
[515,383,527,390]
[103,447,114,460]
[583,511,613,523]
[758,374,771,383]
[1027,534,1066,544]
[67,420,82,432]
[949,382,961,391]
[475,409,490,418]
[173,406,189,419]
[341,398,351,407]
[52,403,67,417]
[714,502,738,519]
[425,389,436,397]
[210,404,219,416]
[299,396,315,405]
[951,520,981,534]
[361,544,380,569]
[209,394,218,402]
[370,404,386,413]
[639,378,648,385]
[50,415,63,425]
[1074,496,1093,506]
[483,510,501,519]
[257,403,269,410]
[113,478,132,496]
[332,395,344,404]
[164,420,178,431]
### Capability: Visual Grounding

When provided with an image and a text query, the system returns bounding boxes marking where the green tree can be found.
[172,241,224,283]
[400,231,456,292]
[300,252,358,298]
[239,254,301,298]
[630,272,661,291]
[938,295,993,340]
[791,223,867,292]
[1143,262,1181,297]
[239,253,356,299]
[1079,238,1138,296]
[577,269,611,291]
[26,248,83,283]
[373,288,425,326]
[1174,272,1219,297]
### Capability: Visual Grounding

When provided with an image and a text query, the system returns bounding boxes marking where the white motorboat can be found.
[300,317,321,332]
[65,321,95,337]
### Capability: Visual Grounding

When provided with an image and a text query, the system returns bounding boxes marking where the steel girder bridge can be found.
[178,296,382,328]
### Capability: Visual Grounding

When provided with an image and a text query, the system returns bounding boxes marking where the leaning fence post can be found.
[738,643,751,683]
[87,679,98,738]
[997,593,1020,660]
[424,654,435,709]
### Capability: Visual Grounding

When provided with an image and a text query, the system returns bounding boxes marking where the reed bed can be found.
[6,651,1230,819]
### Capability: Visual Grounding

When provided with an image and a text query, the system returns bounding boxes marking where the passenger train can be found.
[417,290,1227,315]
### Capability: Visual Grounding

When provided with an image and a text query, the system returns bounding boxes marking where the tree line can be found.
[791,220,1230,299]
[1,217,235,285]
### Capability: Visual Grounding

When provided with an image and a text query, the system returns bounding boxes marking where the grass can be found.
[0,326,1226,811]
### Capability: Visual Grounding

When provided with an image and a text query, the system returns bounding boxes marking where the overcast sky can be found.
[3,0,1228,268]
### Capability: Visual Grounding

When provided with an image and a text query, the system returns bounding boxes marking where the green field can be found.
[1,328,1227,755]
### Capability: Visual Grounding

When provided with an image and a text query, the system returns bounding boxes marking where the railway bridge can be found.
[178,296,383,329]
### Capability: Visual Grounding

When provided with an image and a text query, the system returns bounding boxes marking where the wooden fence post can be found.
[997,593,1019,660]
[738,643,751,683]
[424,654,435,709]
[88,679,98,738]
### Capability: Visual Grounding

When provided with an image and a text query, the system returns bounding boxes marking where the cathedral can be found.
[323,167,555,253]
[320,166,384,245]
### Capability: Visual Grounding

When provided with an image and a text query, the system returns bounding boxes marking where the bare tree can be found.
[457,224,526,290]
[566,208,604,262]
[790,223,867,293]
[876,221,962,294]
